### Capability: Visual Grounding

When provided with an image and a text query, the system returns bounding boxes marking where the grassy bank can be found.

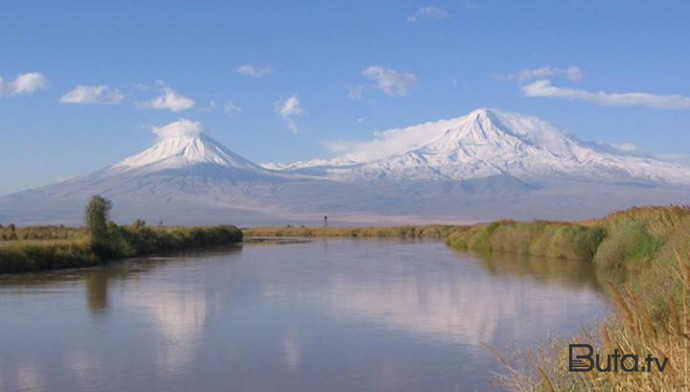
[0,224,243,274]
[446,206,690,390]
[1,196,243,274]
[446,221,606,262]
[0,223,242,274]
[0,224,87,241]
[244,224,460,239]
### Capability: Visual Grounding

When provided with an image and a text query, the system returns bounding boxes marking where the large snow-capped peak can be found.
[268,109,690,184]
[110,119,268,175]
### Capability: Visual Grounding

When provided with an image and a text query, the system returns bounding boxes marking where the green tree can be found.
[85,195,112,252]
[7,223,17,240]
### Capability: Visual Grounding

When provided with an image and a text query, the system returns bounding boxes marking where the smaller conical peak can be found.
[111,119,266,173]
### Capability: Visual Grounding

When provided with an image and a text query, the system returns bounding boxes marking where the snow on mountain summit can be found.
[110,119,269,175]
[272,109,690,185]
[3,112,689,226]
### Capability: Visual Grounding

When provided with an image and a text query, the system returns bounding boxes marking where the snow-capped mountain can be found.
[0,120,286,225]
[108,119,276,178]
[1,111,688,226]
[271,109,690,185]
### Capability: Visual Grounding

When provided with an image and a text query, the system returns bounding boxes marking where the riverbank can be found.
[243,224,461,239]
[446,206,690,390]
[0,225,243,274]
[3,205,688,388]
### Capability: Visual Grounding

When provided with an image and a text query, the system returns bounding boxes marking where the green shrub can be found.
[594,219,662,268]
[447,220,606,261]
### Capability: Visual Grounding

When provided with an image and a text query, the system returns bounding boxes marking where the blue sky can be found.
[2,0,690,194]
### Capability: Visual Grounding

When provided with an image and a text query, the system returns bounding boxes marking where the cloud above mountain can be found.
[276,96,303,134]
[137,83,195,112]
[324,117,458,161]
[152,119,204,138]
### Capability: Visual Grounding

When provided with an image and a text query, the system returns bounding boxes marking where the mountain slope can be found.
[0,120,287,225]
[107,119,275,178]
[272,109,690,185]
[1,112,688,226]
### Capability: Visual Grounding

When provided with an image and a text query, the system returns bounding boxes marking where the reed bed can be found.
[448,206,690,390]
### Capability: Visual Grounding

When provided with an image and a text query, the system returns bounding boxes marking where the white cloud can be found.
[347,85,366,100]
[494,66,583,83]
[407,6,450,23]
[608,142,641,153]
[236,64,273,78]
[656,153,690,166]
[224,100,242,117]
[137,83,195,112]
[523,80,690,110]
[592,140,643,154]
[0,72,48,97]
[278,96,302,116]
[153,119,204,138]
[361,66,417,98]
[324,118,460,160]
[276,96,303,134]
[59,85,123,104]
[323,140,359,154]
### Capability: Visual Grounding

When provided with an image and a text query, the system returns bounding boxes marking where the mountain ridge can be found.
[1,109,688,226]
[269,109,690,185]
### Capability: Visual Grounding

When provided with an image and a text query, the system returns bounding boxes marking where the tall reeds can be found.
[471,206,690,390]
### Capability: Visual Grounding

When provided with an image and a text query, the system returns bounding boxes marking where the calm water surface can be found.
[0,239,607,391]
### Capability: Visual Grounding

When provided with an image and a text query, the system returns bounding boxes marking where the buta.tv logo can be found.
[569,344,669,373]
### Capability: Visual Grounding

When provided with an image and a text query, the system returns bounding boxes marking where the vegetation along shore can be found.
[2,199,689,390]
[248,205,690,390]
[0,196,242,274]
[445,206,690,391]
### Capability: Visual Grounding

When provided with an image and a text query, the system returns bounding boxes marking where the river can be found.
[0,238,607,391]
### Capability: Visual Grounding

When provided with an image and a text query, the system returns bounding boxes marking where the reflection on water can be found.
[85,270,109,314]
[469,249,618,290]
[0,240,607,392]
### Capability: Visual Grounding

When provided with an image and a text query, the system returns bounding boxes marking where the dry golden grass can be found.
[497,244,690,390]
[444,206,690,390]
